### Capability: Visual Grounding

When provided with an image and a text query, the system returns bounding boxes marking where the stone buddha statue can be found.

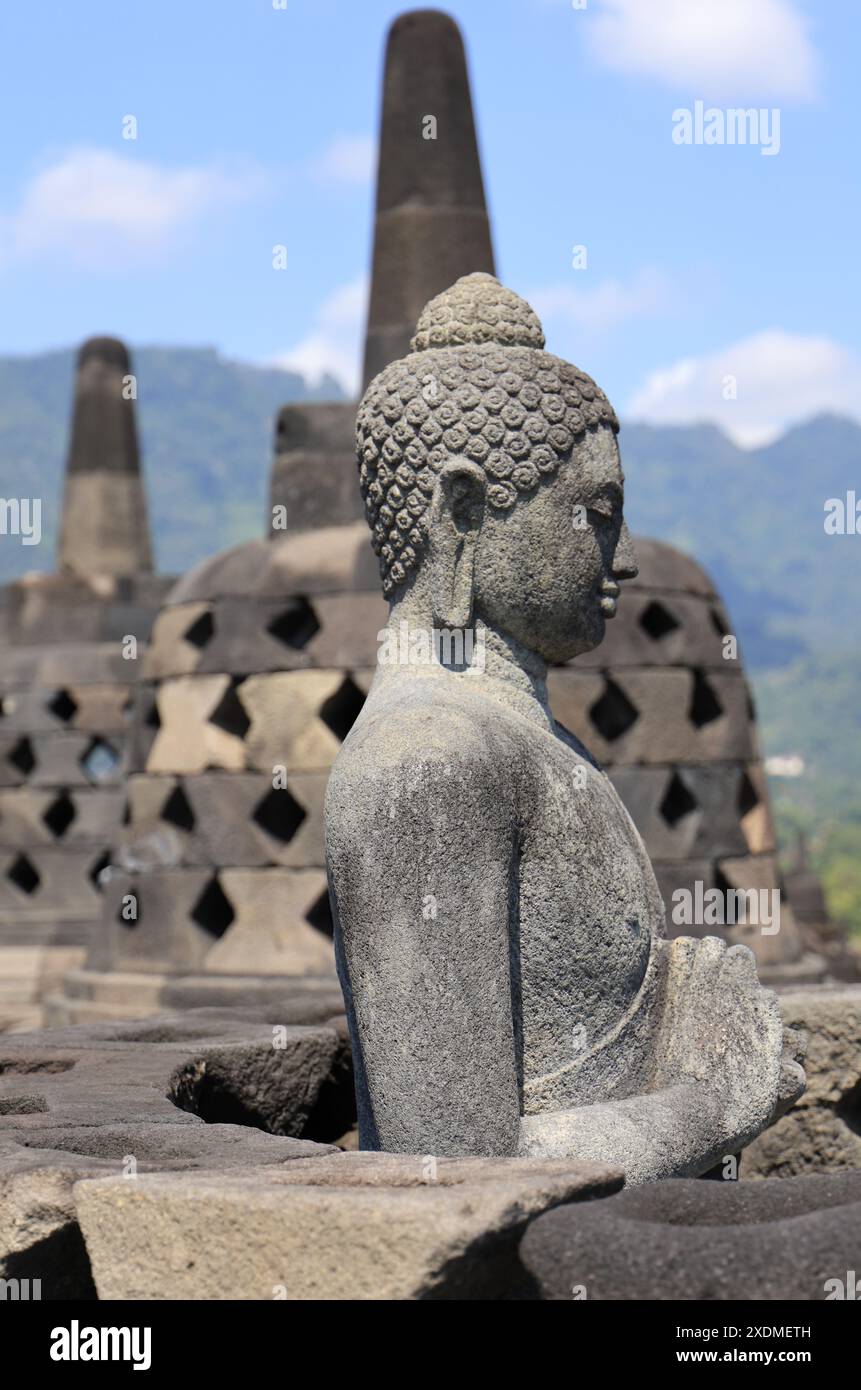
[325,273,804,1182]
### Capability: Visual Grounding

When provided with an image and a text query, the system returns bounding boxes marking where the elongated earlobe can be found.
[428,458,486,630]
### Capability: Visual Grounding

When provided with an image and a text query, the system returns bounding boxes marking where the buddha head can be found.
[355,273,638,663]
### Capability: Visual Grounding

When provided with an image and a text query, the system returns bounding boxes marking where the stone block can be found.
[519,1171,861,1300]
[744,986,861,1177]
[75,1153,621,1300]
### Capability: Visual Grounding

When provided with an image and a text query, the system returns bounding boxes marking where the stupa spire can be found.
[58,336,154,578]
[361,9,495,390]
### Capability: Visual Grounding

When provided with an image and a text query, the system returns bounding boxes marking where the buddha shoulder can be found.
[325,679,521,827]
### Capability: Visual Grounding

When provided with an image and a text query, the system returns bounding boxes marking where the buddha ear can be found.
[428,457,486,630]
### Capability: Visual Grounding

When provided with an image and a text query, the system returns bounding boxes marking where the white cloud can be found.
[588,0,819,102]
[0,147,261,268]
[626,330,861,446]
[529,268,672,337]
[313,135,376,186]
[270,276,368,395]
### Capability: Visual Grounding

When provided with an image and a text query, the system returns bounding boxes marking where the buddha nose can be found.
[612,522,639,581]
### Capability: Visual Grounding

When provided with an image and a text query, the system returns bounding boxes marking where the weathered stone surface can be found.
[47,968,344,1026]
[75,1153,621,1300]
[147,675,248,774]
[269,403,363,536]
[0,1011,345,1133]
[576,589,731,670]
[165,525,381,608]
[59,337,153,579]
[548,667,755,766]
[744,986,861,1176]
[0,1008,346,1296]
[123,772,328,869]
[363,11,495,388]
[328,274,804,1178]
[0,787,126,849]
[607,764,770,862]
[519,1172,861,1300]
[207,869,335,975]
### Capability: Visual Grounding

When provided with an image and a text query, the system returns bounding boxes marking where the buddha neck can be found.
[381,586,554,733]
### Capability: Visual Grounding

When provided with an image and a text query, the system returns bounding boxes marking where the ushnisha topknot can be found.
[356,273,619,597]
[411,271,545,352]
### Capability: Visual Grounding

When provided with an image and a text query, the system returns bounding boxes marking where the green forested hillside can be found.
[1,348,859,935]
[0,346,344,581]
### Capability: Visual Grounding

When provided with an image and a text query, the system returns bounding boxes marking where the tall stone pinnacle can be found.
[361,9,496,389]
[58,336,154,578]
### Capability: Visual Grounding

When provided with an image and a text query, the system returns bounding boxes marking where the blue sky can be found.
[1,0,858,445]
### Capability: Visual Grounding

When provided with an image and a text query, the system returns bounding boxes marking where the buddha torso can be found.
[331,663,666,1125]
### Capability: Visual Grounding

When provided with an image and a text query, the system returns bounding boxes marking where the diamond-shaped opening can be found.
[658,772,698,828]
[714,864,754,930]
[252,786,307,844]
[305,888,334,938]
[160,784,196,833]
[183,610,215,649]
[190,876,235,939]
[8,736,36,776]
[714,866,731,897]
[588,678,639,742]
[42,791,76,839]
[266,598,321,651]
[47,689,78,723]
[746,691,756,723]
[639,600,680,641]
[89,851,112,891]
[710,607,730,638]
[688,670,723,728]
[738,771,760,819]
[207,681,250,740]
[7,853,40,895]
[318,677,366,742]
[80,738,120,783]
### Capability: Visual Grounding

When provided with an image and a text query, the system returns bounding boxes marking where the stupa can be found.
[0,337,171,1028]
[51,9,495,1022]
[51,8,822,1024]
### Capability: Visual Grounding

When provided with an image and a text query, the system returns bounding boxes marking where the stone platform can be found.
[520,1171,861,1300]
[2,1000,860,1299]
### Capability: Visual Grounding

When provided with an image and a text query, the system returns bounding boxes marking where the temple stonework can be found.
[39,9,845,1026]
[0,338,171,1030]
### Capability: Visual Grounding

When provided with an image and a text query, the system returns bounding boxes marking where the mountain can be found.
[621,414,861,670]
[0,346,345,583]
[1,346,859,673]
[2,347,859,932]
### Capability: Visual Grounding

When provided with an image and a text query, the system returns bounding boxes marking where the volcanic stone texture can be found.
[75,1152,621,1300]
[519,1171,861,1300]
[362,10,495,388]
[269,403,363,537]
[0,596,169,1031]
[555,538,822,983]
[0,335,170,1029]
[58,337,153,579]
[53,524,386,1022]
[744,985,861,1177]
[0,1008,350,1297]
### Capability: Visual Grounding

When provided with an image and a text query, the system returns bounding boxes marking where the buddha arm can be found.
[326,714,522,1156]
[517,1084,729,1183]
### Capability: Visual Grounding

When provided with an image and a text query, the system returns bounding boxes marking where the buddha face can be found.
[471,424,638,663]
